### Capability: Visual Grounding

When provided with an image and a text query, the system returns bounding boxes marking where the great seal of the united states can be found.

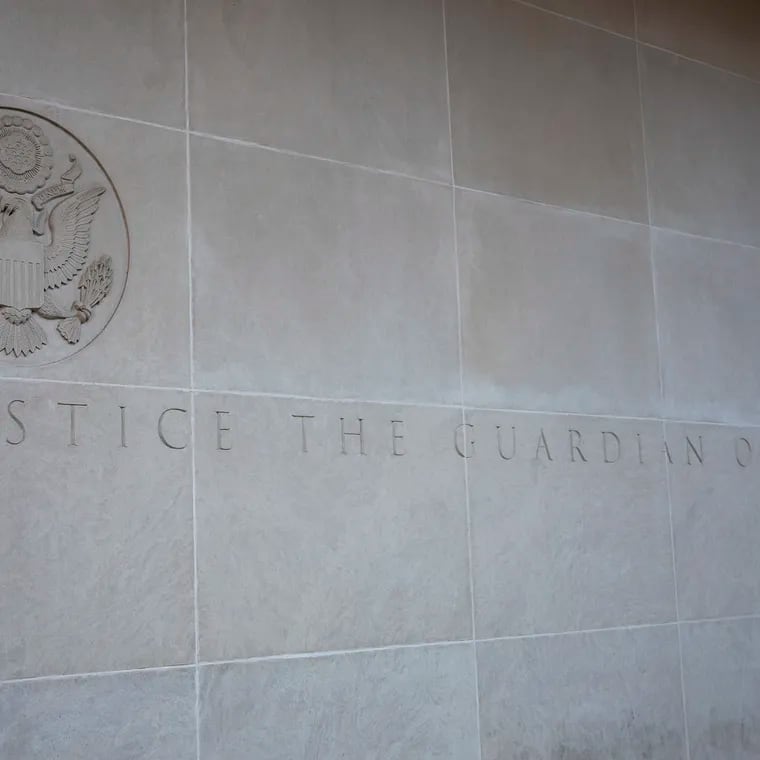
[0,106,128,366]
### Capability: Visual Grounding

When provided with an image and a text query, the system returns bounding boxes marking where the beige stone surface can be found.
[458,190,660,416]
[478,627,685,759]
[0,381,194,680]
[529,0,635,34]
[195,394,471,661]
[447,0,647,221]
[667,422,760,621]
[656,229,760,425]
[200,646,479,759]
[682,618,760,760]
[0,669,196,760]
[0,1,758,756]
[191,135,460,403]
[0,0,185,127]
[467,410,675,637]
[188,0,451,180]
[640,47,760,247]
[638,0,760,81]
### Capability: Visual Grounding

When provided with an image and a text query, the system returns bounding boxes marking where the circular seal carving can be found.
[0,107,128,367]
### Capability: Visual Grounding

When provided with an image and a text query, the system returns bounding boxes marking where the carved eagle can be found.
[0,185,106,356]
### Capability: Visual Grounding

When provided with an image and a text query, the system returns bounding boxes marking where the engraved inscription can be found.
[0,108,128,366]
[1,400,757,474]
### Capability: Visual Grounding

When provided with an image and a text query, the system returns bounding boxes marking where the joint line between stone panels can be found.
[188,129,451,189]
[650,224,760,253]
[454,182,649,229]
[633,16,666,407]
[7,375,760,428]
[183,1,201,759]
[510,0,633,41]
[661,417,692,760]
[11,616,750,688]
[511,0,760,88]
[441,3,483,759]
[638,40,760,87]
[0,90,187,135]
[9,375,760,428]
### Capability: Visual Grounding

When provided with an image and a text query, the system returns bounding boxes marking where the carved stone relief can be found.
[0,107,128,366]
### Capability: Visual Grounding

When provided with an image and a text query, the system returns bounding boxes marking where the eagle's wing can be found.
[44,186,106,290]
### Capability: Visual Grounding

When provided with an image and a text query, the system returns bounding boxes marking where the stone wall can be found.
[1,1,760,758]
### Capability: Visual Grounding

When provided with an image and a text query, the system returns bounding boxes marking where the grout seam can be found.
[441,1,483,757]
[633,7,666,425]
[635,2,690,750]
[661,417,692,760]
[661,414,692,759]
[4,375,760,429]
[638,39,760,87]
[0,99,758,254]
[182,2,201,759]
[509,0,634,40]
[189,129,451,188]
[637,33,667,406]
[5,613,760,687]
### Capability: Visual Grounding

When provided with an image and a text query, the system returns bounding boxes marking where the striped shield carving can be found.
[0,240,45,310]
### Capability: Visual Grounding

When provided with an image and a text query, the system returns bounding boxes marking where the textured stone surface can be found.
[667,423,760,620]
[637,0,760,81]
[467,410,675,637]
[682,618,760,760]
[458,190,660,416]
[477,627,686,759]
[656,230,760,425]
[188,0,450,180]
[526,0,635,34]
[191,136,459,403]
[195,394,471,660]
[200,644,479,760]
[640,46,760,247]
[0,1,758,757]
[0,0,184,127]
[0,668,195,760]
[0,381,194,679]
[447,0,647,220]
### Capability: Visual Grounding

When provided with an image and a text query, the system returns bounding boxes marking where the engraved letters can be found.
[157,408,188,450]
[735,437,752,468]
[454,423,474,458]
[340,417,365,456]
[6,398,24,445]
[216,411,232,451]
[58,401,87,446]
[390,420,405,456]
[292,414,314,453]
[0,400,753,477]
[602,431,621,464]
